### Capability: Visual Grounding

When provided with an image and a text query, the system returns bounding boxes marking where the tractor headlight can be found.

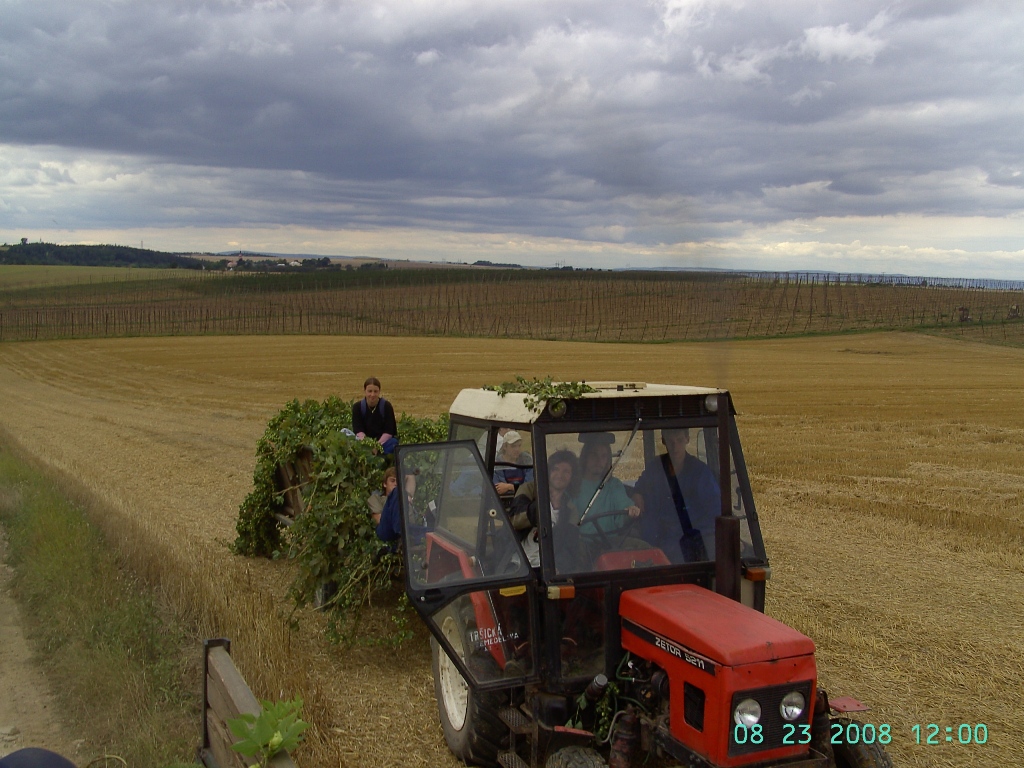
[779,691,806,721]
[733,698,762,728]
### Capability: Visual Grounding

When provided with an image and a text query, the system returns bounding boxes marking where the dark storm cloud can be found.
[1,0,1022,243]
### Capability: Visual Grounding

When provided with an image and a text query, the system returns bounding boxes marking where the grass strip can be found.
[0,443,200,767]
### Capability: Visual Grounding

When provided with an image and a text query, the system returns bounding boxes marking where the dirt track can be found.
[0,530,81,762]
[0,332,1020,768]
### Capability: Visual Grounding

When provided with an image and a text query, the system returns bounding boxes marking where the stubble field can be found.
[0,331,1020,768]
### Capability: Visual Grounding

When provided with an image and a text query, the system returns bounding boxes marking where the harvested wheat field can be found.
[0,331,1020,768]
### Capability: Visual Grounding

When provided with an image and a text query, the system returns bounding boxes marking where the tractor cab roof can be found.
[450,382,729,425]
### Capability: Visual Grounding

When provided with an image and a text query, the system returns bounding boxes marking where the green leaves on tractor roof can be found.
[483,375,596,413]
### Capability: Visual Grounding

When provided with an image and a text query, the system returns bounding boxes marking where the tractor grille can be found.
[684,683,705,732]
[727,682,813,757]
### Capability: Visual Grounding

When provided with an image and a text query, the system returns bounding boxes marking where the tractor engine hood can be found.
[620,584,815,667]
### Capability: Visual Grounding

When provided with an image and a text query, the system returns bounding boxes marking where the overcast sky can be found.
[2,0,1023,277]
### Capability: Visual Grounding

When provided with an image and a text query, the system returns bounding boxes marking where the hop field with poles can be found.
[2,267,1023,347]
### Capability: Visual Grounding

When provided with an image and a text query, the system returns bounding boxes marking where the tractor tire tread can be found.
[431,637,509,767]
[544,746,606,768]
[831,718,894,768]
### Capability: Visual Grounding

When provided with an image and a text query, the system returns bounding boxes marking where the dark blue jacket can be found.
[376,490,434,545]
[376,489,402,542]
[635,453,720,562]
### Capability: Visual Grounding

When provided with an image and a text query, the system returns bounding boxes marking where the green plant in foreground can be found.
[228,697,309,768]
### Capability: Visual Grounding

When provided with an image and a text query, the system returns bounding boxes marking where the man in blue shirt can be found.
[634,429,720,563]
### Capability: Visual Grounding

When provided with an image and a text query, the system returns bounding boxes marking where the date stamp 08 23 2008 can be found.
[731,721,989,748]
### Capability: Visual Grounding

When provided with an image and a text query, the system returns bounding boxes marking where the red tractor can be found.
[395,383,891,768]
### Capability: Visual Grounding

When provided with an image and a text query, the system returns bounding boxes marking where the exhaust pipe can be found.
[608,706,638,768]
[715,392,741,602]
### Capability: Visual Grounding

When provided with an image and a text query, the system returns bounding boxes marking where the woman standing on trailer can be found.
[352,376,399,454]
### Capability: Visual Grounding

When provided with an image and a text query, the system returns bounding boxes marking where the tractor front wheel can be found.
[545,746,606,768]
[431,614,508,766]
[831,719,894,768]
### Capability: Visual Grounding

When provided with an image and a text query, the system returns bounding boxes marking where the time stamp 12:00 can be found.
[733,721,989,747]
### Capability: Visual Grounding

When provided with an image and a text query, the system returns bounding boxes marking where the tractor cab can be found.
[396,384,889,768]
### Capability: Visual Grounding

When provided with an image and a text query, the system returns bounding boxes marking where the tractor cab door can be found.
[397,440,537,690]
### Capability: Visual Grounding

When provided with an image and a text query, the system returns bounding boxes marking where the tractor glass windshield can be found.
[542,426,755,576]
[399,442,531,589]
[451,422,488,455]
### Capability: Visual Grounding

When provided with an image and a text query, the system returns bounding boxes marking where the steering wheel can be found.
[577,507,642,552]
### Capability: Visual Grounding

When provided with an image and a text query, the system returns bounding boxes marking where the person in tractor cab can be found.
[352,376,399,454]
[377,471,433,545]
[510,449,583,571]
[492,430,534,496]
[634,428,721,563]
[368,466,398,525]
[574,432,640,520]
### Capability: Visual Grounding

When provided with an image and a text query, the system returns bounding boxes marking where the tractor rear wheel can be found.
[544,746,606,768]
[831,719,894,768]
[431,614,508,766]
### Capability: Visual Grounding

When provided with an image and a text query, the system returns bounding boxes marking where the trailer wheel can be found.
[545,746,606,768]
[313,580,337,610]
[432,614,508,766]
[831,719,894,768]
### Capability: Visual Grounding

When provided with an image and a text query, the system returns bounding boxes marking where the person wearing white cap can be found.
[492,430,534,496]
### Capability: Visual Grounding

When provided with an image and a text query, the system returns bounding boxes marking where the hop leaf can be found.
[228,697,309,766]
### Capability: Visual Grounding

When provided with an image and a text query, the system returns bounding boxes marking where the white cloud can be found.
[415,49,441,65]
[787,81,836,105]
[702,42,788,82]
[800,12,889,63]
[656,0,742,35]
[988,167,1024,188]
[583,224,628,242]
[226,37,293,57]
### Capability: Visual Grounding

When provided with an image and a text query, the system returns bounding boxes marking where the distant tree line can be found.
[472,259,524,268]
[1,242,212,269]
[0,242,391,273]
[0,241,613,274]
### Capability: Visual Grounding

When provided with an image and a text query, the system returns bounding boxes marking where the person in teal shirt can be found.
[575,432,640,520]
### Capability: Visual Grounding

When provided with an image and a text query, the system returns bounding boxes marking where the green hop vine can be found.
[233,396,448,644]
[483,375,596,413]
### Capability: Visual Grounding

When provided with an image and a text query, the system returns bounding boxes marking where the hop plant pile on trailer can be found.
[233,395,447,642]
